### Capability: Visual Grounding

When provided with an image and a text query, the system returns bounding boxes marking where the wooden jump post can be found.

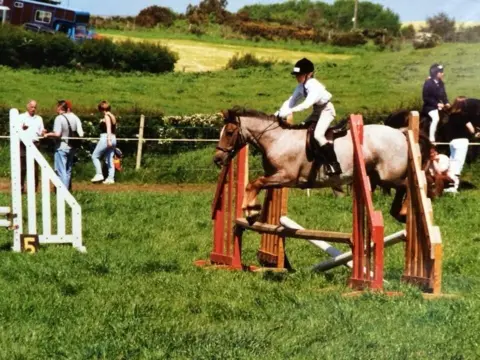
[402,111,443,295]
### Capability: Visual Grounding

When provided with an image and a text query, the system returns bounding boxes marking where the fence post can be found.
[135,114,145,170]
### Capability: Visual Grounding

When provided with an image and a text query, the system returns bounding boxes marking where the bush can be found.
[400,24,416,39]
[117,40,178,73]
[189,24,205,36]
[232,21,316,42]
[413,32,441,49]
[0,25,76,68]
[186,0,230,25]
[90,16,136,30]
[225,53,275,70]
[455,26,480,43]
[0,25,178,73]
[78,38,119,70]
[330,31,367,47]
[136,6,176,28]
[424,12,456,42]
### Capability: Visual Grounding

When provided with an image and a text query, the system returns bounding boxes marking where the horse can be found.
[385,97,480,160]
[384,108,450,139]
[213,108,428,223]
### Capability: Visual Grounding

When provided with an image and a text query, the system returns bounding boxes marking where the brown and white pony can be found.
[214,108,425,222]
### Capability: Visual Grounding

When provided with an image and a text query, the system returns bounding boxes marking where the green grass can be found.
[1,43,479,118]
[0,187,479,358]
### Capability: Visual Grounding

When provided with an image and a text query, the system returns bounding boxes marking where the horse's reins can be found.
[216,115,282,158]
[215,116,246,158]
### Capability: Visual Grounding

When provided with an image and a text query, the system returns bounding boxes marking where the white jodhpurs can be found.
[448,138,469,190]
[428,109,440,142]
[313,102,336,146]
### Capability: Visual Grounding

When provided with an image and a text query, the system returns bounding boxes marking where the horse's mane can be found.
[227,106,277,121]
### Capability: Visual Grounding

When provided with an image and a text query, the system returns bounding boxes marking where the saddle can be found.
[305,119,348,162]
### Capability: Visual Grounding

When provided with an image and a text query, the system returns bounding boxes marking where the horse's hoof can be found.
[246,212,260,226]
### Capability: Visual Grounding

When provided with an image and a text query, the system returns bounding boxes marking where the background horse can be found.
[385,97,480,160]
[214,108,423,222]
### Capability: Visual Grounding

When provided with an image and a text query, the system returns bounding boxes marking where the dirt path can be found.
[0,181,215,194]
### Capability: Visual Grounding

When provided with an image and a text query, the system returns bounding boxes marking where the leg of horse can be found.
[242,173,293,223]
[390,186,407,223]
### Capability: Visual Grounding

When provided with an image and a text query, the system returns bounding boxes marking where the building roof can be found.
[14,0,87,13]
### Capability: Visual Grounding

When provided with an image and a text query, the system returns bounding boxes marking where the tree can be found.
[330,0,400,33]
[424,12,456,41]
[186,0,229,24]
[136,6,176,28]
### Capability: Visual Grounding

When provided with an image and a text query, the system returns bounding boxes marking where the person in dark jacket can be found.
[422,63,449,142]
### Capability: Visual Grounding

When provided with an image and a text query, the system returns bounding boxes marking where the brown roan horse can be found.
[213,108,423,222]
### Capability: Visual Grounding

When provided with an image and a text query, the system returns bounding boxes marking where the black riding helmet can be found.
[291,58,314,75]
[430,63,444,78]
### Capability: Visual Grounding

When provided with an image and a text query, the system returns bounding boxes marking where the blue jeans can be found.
[54,148,75,189]
[92,134,117,180]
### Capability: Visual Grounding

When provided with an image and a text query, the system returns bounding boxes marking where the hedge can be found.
[0,25,178,73]
[0,108,222,156]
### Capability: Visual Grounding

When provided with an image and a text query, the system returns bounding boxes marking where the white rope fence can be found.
[0,136,219,143]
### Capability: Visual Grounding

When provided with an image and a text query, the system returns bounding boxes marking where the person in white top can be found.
[19,100,45,142]
[425,147,454,198]
[277,58,341,176]
[18,100,45,192]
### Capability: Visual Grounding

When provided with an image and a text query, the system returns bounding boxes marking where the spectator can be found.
[91,100,118,185]
[18,100,45,193]
[425,147,453,198]
[422,64,449,142]
[442,112,480,193]
[44,100,84,189]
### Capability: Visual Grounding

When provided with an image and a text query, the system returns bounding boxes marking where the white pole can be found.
[10,109,23,251]
[353,0,359,29]
[135,115,145,170]
[280,216,353,269]
[313,230,406,272]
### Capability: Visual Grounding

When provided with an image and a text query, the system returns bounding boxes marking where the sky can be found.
[66,0,480,22]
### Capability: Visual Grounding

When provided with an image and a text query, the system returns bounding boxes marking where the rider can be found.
[422,63,450,142]
[277,58,341,176]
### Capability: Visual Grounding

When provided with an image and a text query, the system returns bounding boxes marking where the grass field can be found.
[103,33,352,72]
[1,28,480,358]
[2,42,480,118]
[0,185,479,358]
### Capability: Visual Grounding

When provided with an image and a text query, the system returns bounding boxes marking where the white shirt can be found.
[279,78,332,117]
[429,154,450,176]
[19,112,44,142]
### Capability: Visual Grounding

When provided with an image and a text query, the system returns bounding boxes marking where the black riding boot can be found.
[321,143,342,176]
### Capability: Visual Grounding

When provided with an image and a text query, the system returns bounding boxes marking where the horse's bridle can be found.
[216,116,246,159]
